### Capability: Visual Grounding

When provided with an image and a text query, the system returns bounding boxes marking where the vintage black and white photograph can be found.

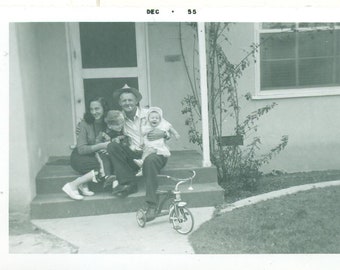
[4,4,340,270]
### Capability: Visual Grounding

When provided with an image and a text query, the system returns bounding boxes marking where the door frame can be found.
[66,22,151,141]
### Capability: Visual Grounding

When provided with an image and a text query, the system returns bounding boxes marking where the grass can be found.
[223,170,340,203]
[190,185,340,253]
[189,170,340,253]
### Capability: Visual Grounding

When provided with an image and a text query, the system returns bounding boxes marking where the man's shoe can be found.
[145,206,157,222]
[115,191,127,198]
[112,184,128,195]
[115,184,138,198]
[126,184,138,194]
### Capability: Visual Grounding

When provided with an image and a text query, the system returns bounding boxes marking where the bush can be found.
[179,22,288,196]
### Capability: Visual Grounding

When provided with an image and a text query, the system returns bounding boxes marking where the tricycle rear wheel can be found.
[136,209,146,228]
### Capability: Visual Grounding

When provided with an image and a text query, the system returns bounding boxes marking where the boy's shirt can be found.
[96,128,131,148]
[106,129,123,140]
[96,129,122,143]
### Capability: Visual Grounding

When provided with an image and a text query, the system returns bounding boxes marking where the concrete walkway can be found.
[9,179,340,254]
[30,207,215,254]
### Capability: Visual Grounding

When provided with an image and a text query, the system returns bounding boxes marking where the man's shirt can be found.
[123,107,148,151]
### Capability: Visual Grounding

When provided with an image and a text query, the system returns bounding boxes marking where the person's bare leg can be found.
[68,170,97,189]
[95,152,105,178]
[62,170,97,199]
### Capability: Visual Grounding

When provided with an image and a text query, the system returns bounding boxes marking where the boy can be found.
[95,110,128,189]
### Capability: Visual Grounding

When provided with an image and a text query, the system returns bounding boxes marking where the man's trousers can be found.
[107,141,167,204]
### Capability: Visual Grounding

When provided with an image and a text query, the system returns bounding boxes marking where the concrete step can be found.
[36,165,217,194]
[36,150,217,194]
[31,150,224,219]
[31,182,224,219]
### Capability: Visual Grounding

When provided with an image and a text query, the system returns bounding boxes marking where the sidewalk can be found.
[9,207,215,254]
[10,179,340,254]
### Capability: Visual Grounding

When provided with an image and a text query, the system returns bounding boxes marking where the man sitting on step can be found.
[107,85,171,221]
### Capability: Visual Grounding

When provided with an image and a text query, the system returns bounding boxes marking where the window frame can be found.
[253,23,340,100]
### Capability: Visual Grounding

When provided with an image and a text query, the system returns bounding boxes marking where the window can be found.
[79,22,137,69]
[254,23,340,99]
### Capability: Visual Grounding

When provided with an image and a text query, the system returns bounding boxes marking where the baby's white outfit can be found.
[142,120,172,157]
[141,107,173,157]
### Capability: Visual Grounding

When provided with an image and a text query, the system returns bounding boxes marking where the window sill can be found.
[252,86,340,100]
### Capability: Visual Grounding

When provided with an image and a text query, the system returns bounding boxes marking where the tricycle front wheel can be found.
[169,206,194,235]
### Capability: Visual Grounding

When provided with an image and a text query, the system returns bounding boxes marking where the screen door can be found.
[68,22,149,122]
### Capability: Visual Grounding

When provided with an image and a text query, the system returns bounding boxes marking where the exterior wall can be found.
[35,23,74,156]
[9,24,34,219]
[10,23,44,218]
[220,23,340,172]
[9,23,74,217]
[147,22,199,151]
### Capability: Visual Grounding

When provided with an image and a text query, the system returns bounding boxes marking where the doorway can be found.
[67,22,150,124]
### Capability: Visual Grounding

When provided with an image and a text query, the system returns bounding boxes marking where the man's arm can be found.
[147,128,169,141]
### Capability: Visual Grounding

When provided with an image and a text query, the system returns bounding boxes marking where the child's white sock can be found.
[91,170,99,183]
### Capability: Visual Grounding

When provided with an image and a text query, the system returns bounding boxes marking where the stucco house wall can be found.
[220,23,340,172]
[9,23,75,217]
[10,23,45,218]
[147,22,198,151]
[9,24,34,219]
[35,23,75,156]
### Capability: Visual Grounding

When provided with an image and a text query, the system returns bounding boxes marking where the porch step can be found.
[36,151,217,194]
[31,150,224,219]
[31,182,223,219]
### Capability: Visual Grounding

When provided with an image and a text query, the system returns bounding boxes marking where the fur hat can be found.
[113,84,142,103]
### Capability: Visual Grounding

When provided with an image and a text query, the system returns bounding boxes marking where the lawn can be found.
[223,170,340,203]
[189,185,340,253]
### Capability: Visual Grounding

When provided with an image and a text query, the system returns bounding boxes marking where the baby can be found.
[133,107,180,176]
[95,110,129,189]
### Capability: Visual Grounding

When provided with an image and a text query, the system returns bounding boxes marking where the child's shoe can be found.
[135,168,143,177]
[133,159,143,167]
[102,175,116,189]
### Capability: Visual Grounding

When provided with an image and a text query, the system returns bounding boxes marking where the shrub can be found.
[179,22,288,196]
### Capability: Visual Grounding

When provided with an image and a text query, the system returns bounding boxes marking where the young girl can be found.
[133,106,180,176]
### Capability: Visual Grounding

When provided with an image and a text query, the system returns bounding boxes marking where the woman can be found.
[62,97,114,200]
